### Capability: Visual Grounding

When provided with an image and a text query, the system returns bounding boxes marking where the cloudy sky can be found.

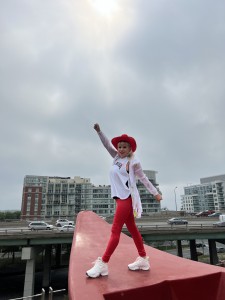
[1,0,225,211]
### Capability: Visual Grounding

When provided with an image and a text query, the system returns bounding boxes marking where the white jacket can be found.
[97,131,159,218]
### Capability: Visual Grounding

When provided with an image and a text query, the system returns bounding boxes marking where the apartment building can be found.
[137,170,161,214]
[21,171,161,220]
[181,174,225,213]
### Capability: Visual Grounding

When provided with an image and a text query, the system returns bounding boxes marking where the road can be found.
[137,218,219,225]
[0,218,221,233]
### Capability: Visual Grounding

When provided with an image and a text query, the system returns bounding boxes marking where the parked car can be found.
[208,212,222,217]
[55,219,74,227]
[167,218,188,225]
[58,224,75,232]
[213,221,225,227]
[28,221,54,230]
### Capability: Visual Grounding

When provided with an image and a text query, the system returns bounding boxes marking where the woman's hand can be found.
[155,194,162,202]
[94,123,101,133]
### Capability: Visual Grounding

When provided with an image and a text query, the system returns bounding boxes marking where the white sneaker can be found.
[128,256,150,271]
[86,257,108,278]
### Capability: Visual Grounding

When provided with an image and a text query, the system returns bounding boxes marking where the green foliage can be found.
[0,210,21,221]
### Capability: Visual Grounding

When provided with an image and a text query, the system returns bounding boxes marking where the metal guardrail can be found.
[0,223,223,235]
[8,287,66,300]
[132,223,225,231]
[48,287,66,300]
[9,288,45,300]
[0,228,72,235]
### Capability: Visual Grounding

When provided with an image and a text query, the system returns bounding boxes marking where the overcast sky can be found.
[1,0,225,211]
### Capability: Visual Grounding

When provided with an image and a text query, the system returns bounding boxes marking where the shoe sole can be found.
[86,272,108,278]
[128,266,150,271]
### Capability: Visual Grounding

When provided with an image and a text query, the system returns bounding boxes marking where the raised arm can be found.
[94,123,117,158]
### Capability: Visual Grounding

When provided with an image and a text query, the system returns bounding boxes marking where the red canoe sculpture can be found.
[68,211,225,300]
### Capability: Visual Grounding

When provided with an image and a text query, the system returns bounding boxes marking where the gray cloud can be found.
[1,0,225,211]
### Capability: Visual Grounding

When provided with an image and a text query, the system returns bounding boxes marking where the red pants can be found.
[102,196,146,263]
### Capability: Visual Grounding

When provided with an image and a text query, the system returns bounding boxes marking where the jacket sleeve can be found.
[97,131,117,158]
[134,162,159,196]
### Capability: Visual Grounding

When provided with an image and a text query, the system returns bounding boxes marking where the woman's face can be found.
[117,142,131,158]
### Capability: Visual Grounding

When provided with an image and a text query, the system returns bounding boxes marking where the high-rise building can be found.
[137,170,161,214]
[21,171,161,220]
[181,174,225,213]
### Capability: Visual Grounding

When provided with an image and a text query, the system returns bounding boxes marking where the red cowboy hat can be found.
[111,134,137,152]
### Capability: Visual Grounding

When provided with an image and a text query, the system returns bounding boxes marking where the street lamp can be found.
[174,187,178,211]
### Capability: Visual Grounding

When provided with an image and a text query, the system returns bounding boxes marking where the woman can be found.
[86,123,162,278]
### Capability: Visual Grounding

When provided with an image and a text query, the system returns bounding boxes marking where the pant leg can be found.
[125,200,146,257]
[102,198,131,263]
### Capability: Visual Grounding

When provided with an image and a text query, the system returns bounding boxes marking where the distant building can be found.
[181,174,225,213]
[137,170,161,214]
[21,171,161,220]
[200,174,225,184]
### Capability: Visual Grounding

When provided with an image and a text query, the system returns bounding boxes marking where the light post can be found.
[174,186,178,211]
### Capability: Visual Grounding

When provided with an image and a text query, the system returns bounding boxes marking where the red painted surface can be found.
[68,211,225,300]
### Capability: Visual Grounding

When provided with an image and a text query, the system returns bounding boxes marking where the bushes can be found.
[0,211,21,221]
